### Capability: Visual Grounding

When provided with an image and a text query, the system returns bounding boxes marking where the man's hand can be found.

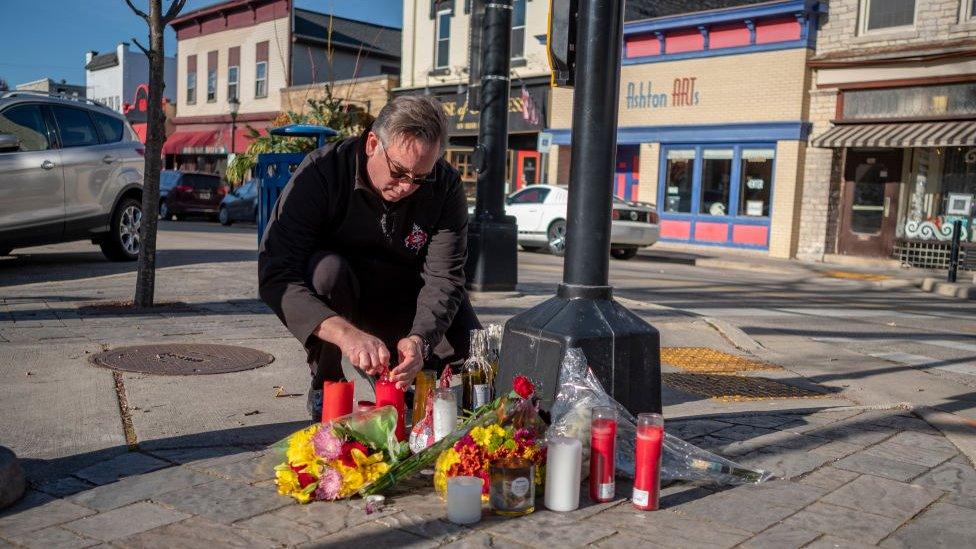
[390,335,425,390]
[315,317,390,375]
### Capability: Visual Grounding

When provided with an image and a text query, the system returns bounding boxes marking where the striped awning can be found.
[811,121,976,148]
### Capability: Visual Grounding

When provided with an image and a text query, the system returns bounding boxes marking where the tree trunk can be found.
[134,0,165,307]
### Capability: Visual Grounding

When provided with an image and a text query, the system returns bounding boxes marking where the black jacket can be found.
[257,130,469,350]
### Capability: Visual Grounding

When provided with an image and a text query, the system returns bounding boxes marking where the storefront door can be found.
[515,150,541,190]
[838,150,903,257]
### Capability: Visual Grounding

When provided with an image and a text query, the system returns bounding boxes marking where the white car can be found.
[502,184,660,260]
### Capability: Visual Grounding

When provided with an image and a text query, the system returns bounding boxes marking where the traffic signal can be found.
[547,0,578,87]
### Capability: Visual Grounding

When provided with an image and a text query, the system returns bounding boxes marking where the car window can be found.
[182,173,220,190]
[92,111,125,143]
[0,105,50,152]
[509,188,550,204]
[52,106,99,148]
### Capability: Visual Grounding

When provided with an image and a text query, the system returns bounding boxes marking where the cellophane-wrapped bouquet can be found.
[273,406,408,503]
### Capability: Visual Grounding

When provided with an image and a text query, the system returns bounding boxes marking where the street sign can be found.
[547,0,577,87]
[537,131,553,153]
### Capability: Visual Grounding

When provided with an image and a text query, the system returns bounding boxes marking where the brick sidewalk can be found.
[2,407,975,547]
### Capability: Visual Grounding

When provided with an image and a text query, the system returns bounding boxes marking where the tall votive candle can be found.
[633,413,664,511]
[374,378,406,441]
[589,406,617,502]
[545,436,582,512]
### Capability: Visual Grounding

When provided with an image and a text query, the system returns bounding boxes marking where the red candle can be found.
[357,400,376,413]
[589,407,617,502]
[633,413,664,510]
[322,380,353,423]
[375,378,406,441]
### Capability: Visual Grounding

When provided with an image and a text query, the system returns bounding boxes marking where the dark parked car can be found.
[158,171,226,221]
[219,180,258,225]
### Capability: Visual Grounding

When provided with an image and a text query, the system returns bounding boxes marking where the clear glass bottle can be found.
[462,330,492,412]
[486,323,503,378]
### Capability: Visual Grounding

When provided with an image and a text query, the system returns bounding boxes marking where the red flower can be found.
[338,441,369,467]
[513,375,535,399]
[297,471,317,488]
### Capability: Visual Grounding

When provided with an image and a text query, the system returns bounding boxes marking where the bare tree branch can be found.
[131,37,151,56]
[162,0,187,23]
[123,0,150,21]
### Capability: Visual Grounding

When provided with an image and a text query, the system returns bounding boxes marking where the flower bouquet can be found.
[361,375,547,498]
[273,406,408,503]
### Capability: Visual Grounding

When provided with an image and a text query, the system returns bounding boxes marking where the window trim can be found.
[511,0,526,60]
[254,60,268,99]
[858,0,917,35]
[186,71,197,105]
[227,65,239,101]
[435,8,451,69]
[207,68,217,103]
[962,0,976,22]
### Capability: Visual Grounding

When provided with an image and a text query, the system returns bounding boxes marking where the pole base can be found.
[465,217,518,292]
[0,446,25,510]
[495,283,662,415]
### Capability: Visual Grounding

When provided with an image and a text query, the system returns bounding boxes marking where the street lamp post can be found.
[228,96,240,154]
[494,0,661,415]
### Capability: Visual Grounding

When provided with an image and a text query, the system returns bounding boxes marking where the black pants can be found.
[305,250,481,390]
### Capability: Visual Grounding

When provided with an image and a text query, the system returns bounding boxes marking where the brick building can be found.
[165,0,400,175]
[548,0,821,257]
[797,0,976,266]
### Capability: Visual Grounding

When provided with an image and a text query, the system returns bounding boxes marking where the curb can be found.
[0,446,25,510]
[919,277,976,300]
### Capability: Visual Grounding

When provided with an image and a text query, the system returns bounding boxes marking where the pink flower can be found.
[314,466,342,501]
[311,427,343,460]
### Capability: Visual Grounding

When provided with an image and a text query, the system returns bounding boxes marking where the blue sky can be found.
[0,0,403,88]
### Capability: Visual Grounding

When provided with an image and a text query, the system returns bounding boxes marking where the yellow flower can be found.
[433,448,460,496]
[275,465,301,497]
[286,426,318,467]
[329,449,391,498]
[471,424,506,448]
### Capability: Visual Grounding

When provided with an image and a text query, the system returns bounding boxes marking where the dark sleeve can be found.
[258,152,336,349]
[409,174,469,346]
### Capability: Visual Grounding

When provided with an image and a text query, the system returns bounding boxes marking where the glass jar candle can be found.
[432,387,457,442]
[633,413,664,511]
[589,406,617,503]
[489,457,535,517]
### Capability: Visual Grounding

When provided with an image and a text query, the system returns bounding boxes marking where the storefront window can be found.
[663,149,694,213]
[739,148,774,217]
[700,149,733,216]
[902,147,976,242]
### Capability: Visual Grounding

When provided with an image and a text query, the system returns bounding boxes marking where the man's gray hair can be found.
[373,95,449,154]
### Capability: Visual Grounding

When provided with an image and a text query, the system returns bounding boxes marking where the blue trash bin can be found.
[256,124,339,243]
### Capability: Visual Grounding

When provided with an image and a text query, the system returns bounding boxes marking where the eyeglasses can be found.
[378,139,435,185]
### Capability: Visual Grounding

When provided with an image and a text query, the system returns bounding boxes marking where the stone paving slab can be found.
[737,522,822,549]
[72,452,170,486]
[588,505,752,548]
[112,516,278,548]
[61,502,189,542]
[833,451,930,482]
[0,491,95,538]
[668,481,827,533]
[1,525,99,549]
[301,517,436,548]
[780,501,903,545]
[152,479,289,525]
[912,459,976,510]
[864,439,958,468]
[798,467,861,492]
[68,465,214,511]
[880,503,976,548]
[819,475,942,521]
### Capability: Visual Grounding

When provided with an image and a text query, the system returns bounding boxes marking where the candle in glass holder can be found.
[589,406,617,503]
[447,476,483,525]
[321,380,353,423]
[412,370,436,424]
[356,400,376,413]
[374,378,406,441]
[432,388,457,442]
[489,457,535,517]
[633,413,664,511]
[545,436,582,512]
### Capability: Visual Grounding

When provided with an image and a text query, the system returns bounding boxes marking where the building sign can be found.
[434,83,548,136]
[625,77,701,110]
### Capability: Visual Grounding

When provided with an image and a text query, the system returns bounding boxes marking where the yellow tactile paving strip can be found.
[661,347,780,374]
[820,270,891,282]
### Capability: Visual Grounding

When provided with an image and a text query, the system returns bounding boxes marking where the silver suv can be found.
[0,92,145,260]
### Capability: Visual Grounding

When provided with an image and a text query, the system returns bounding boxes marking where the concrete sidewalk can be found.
[2,237,976,547]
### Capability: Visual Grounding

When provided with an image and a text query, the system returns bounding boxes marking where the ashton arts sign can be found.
[625,77,701,110]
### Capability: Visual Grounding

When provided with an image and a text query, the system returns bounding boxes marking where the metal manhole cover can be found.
[90,344,274,375]
[662,373,825,402]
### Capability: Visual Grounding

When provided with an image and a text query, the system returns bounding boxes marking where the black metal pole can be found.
[563,0,622,287]
[465,0,518,292]
[948,220,962,283]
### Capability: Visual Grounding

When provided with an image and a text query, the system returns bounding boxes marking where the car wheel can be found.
[159,200,169,221]
[219,206,232,226]
[547,219,567,256]
[610,248,638,260]
[100,197,142,261]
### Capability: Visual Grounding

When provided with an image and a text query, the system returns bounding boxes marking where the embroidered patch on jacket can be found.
[404,224,429,252]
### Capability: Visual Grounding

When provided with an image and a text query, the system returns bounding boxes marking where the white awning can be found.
[811,121,976,148]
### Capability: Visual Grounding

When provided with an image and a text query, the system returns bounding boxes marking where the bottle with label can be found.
[486,323,503,378]
[462,330,492,412]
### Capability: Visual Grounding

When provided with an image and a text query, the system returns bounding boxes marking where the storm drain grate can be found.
[661,347,780,374]
[90,344,274,375]
[662,373,825,402]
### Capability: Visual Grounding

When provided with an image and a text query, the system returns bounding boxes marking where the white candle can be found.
[433,388,457,442]
[545,436,582,512]
[447,476,483,525]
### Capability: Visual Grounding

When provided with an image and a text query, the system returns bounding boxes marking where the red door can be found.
[515,150,541,190]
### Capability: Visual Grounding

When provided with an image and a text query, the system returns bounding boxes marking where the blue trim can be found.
[625,0,820,35]
[622,39,808,65]
[548,122,810,146]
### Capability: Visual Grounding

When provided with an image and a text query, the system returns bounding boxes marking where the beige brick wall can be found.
[769,140,806,258]
[816,0,976,55]
[796,86,841,260]
[400,0,551,90]
[549,48,810,129]
[176,17,289,117]
[638,143,660,206]
[281,75,398,117]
